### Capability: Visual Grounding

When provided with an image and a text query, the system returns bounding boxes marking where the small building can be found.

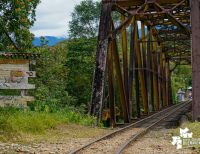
[177,89,186,102]
[0,52,38,107]
[186,87,192,100]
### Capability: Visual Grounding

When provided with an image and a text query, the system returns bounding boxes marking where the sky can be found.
[30,0,85,37]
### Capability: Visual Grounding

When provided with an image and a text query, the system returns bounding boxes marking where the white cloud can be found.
[30,0,82,37]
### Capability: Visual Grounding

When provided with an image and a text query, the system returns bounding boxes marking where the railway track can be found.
[70,101,191,154]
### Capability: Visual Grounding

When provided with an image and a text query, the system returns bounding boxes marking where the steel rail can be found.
[69,101,191,154]
[115,101,191,154]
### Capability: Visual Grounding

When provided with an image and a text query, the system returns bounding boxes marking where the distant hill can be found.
[33,36,66,46]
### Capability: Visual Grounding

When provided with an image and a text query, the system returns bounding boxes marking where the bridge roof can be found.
[107,0,191,64]
[103,0,187,7]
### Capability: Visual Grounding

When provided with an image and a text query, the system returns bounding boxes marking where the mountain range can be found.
[32,30,144,47]
[33,36,66,46]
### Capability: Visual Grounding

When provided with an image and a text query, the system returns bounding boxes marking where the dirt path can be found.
[0,124,198,154]
[0,124,113,154]
[123,129,196,154]
[77,127,142,154]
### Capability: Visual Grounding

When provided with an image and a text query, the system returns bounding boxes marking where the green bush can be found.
[66,38,96,107]
[171,65,192,102]
[0,37,98,141]
[32,44,77,112]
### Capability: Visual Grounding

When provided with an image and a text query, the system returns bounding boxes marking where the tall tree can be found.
[0,0,40,52]
[69,0,101,39]
[66,38,96,107]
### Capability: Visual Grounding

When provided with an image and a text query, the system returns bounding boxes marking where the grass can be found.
[181,122,200,138]
[181,121,200,153]
[0,107,97,142]
[18,124,112,144]
[171,121,200,139]
[171,120,200,153]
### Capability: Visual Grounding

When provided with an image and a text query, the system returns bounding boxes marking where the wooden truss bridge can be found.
[90,0,199,126]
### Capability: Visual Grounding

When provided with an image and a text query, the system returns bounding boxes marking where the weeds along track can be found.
[70,101,191,154]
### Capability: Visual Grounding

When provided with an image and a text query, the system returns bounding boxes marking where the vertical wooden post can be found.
[191,0,200,121]
[112,37,130,123]
[150,29,155,111]
[141,22,148,110]
[108,41,115,127]
[161,52,167,106]
[121,14,129,111]
[133,23,140,117]
[165,60,169,106]
[129,18,135,119]
[152,41,159,111]
[157,51,162,109]
[135,23,148,115]
[90,3,112,124]
[135,53,140,118]
[169,71,173,105]
[147,26,154,112]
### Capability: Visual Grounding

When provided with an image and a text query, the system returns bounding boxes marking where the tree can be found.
[66,38,96,108]
[33,45,76,112]
[0,0,40,52]
[171,64,192,102]
[69,0,101,39]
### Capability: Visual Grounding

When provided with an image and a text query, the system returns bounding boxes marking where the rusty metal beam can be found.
[147,26,155,112]
[121,14,129,112]
[141,22,148,109]
[135,51,141,118]
[161,52,167,106]
[165,60,170,106]
[154,2,190,36]
[152,42,159,111]
[135,22,148,115]
[108,41,115,127]
[170,0,187,11]
[157,52,162,109]
[112,16,133,36]
[112,37,130,123]
[113,4,132,16]
[128,18,135,119]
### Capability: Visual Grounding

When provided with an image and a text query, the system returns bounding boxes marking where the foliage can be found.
[0,107,96,141]
[32,45,76,112]
[0,37,97,140]
[40,36,49,47]
[0,0,40,51]
[66,38,96,108]
[172,121,200,153]
[171,64,192,102]
[69,0,101,39]
[32,38,96,112]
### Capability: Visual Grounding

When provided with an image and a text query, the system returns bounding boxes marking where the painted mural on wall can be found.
[0,53,37,107]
